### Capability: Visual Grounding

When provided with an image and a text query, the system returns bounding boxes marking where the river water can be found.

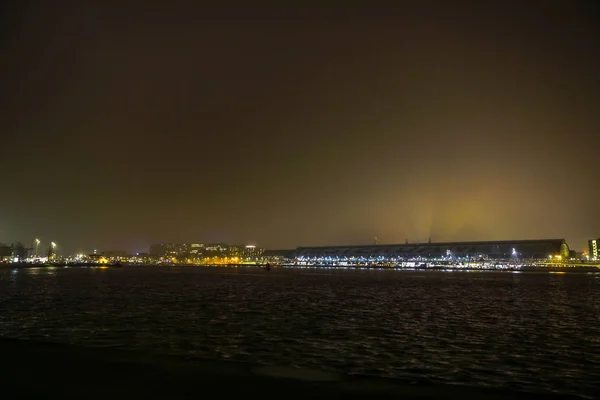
[0,266,598,398]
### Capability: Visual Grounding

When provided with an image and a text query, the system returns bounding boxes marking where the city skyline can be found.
[0,233,596,256]
[1,2,599,254]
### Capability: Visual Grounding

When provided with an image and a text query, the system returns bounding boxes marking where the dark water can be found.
[1,266,599,398]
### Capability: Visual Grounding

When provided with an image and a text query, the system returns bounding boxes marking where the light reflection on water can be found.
[0,266,599,398]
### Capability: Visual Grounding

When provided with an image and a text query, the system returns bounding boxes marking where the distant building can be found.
[149,242,262,260]
[261,249,295,263]
[243,245,263,260]
[203,243,228,257]
[149,243,190,257]
[103,250,129,257]
[291,239,570,262]
[12,243,28,261]
[228,245,245,258]
[0,244,12,261]
[589,239,600,260]
[204,243,227,252]
[568,250,579,259]
[189,244,204,255]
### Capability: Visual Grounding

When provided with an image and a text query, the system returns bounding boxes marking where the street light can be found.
[35,238,40,257]
[48,242,57,260]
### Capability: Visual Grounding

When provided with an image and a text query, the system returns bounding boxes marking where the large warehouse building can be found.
[263,239,570,263]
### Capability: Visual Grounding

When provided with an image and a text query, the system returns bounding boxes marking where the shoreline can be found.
[1,263,598,273]
[0,338,582,399]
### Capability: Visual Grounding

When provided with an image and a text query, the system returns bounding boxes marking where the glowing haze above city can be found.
[0,2,598,254]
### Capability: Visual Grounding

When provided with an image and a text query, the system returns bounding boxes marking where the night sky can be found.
[1,2,599,254]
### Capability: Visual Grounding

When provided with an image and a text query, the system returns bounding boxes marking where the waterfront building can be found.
[103,250,129,258]
[228,245,244,258]
[261,249,295,263]
[0,243,12,261]
[262,239,570,264]
[243,245,263,260]
[0,243,29,262]
[149,243,190,257]
[296,239,569,261]
[189,244,204,255]
[148,242,261,262]
[589,239,600,260]
[204,243,228,253]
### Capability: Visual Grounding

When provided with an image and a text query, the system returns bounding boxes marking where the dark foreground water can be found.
[0,266,599,398]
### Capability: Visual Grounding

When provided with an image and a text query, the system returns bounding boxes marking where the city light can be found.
[2,238,598,271]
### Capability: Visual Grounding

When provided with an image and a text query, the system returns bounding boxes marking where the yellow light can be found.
[555,255,562,260]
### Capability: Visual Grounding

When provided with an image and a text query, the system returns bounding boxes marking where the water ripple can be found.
[0,266,599,398]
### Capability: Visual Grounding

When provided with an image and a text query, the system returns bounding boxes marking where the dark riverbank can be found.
[0,339,581,399]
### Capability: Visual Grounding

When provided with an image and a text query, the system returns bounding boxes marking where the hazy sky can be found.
[1,1,599,254]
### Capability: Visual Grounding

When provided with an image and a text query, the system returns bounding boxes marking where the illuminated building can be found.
[243,245,263,260]
[148,243,260,261]
[0,244,12,261]
[190,244,204,255]
[589,239,600,260]
[264,239,570,264]
[204,243,228,253]
[200,244,228,259]
[88,253,109,264]
[149,243,190,257]
[0,243,30,262]
[228,245,244,258]
[103,250,129,258]
[261,249,295,263]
